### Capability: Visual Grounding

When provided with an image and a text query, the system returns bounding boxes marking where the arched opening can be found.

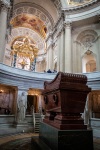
[27,95,38,114]
[27,89,42,114]
[82,50,96,73]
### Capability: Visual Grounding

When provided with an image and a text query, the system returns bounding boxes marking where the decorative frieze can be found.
[77,29,98,50]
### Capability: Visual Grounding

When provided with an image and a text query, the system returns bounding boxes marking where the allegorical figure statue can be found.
[17,92,27,122]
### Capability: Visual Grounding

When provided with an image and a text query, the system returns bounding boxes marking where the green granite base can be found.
[39,122,94,150]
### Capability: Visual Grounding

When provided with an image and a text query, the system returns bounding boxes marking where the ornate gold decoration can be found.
[19,59,28,69]
[11,37,39,62]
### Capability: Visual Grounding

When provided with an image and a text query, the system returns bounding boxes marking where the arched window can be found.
[82,50,96,73]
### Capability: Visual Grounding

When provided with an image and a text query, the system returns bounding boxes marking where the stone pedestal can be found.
[32,122,93,150]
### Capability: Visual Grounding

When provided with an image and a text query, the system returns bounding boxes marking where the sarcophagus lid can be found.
[44,72,90,92]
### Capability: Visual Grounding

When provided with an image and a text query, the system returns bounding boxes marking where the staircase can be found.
[34,113,41,133]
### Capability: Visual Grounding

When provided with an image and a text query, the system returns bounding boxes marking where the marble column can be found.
[48,43,53,71]
[97,36,100,71]
[37,95,42,114]
[57,32,61,71]
[46,49,49,71]
[64,22,72,73]
[72,41,77,73]
[76,41,82,73]
[60,29,65,72]
[0,2,9,63]
[46,34,53,71]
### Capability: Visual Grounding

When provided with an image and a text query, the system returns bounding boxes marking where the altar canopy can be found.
[11,37,38,70]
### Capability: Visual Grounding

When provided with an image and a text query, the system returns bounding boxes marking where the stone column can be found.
[0,2,9,63]
[97,36,100,71]
[76,41,82,73]
[60,28,65,72]
[64,22,72,73]
[46,33,53,71]
[37,95,42,114]
[57,32,61,71]
[72,41,77,73]
[46,49,49,71]
[48,43,53,71]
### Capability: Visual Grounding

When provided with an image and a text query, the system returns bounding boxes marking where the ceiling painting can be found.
[10,14,47,39]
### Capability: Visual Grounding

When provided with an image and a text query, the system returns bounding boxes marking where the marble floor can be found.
[0,133,100,150]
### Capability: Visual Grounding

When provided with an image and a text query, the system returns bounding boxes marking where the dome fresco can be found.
[10,14,47,39]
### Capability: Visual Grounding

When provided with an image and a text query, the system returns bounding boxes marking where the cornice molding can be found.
[0,63,55,89]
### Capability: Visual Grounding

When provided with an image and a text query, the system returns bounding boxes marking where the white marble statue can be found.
[17,92,27,122]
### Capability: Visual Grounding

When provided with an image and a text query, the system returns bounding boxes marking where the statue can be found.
[17,92,27,122]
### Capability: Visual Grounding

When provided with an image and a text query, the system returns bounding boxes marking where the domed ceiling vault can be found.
[5,0,100,66]
[13,0,62,24]
[8,0,62,59]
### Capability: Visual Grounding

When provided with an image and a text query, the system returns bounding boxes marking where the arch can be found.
[10,14,47,39]
[8,27,46,55]
[82,51,96,73]
[13,3,55,28]
[77,29,98,47]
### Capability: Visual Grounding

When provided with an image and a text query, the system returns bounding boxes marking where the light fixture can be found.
[0,90,4,93]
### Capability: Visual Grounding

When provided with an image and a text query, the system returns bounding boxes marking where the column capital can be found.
[64,20,72,28]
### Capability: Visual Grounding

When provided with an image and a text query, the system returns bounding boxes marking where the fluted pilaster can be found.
[0,1,10,62]
[97,36,100,71]
[76,41,82,73]
[72,41,77,73]
[49,42,53,71]
[57,32,61,71]
[46,49,49,71]
[64,21,72,73]
[60,28,65,72]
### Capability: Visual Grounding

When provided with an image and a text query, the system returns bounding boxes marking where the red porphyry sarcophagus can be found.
[42,72,91,130]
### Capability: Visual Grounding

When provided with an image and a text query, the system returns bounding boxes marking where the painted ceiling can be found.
[10,14,47,39]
